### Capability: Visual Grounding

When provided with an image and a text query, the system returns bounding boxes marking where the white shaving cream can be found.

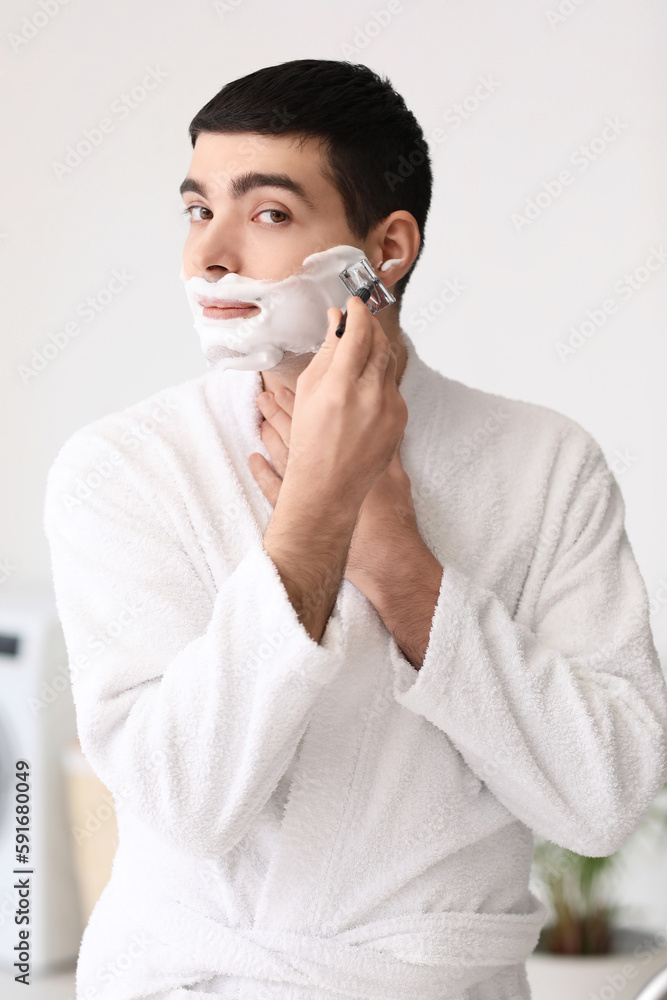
[181,244,378,372]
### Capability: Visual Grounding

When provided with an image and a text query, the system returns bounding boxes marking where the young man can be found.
[44,60,667,1000]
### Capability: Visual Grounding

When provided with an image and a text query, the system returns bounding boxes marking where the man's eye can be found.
[181,206,290,225]
[182,205,212,221]
[256,208,290,225]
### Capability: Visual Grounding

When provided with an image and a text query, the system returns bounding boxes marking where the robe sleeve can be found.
[390,435,667,857]
[43,428,348,859]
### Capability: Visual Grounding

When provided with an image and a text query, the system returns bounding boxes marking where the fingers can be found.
[259,418,289,478]
[274,385,294,416]
[358,316,392,387]
[299,296,397,390]
[329,295,377,382]
[257,391,292,445]
[299,308,345,384]
[248,452,282,506]
[384,341,398,388]
[368,332,392,383]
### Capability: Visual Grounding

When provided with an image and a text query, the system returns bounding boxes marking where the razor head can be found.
[338,257,396,313]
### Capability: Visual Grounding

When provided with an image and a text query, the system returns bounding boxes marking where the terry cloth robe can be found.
[43,330,667,1000]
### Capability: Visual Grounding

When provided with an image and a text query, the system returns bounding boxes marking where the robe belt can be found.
[126,884,548,1000]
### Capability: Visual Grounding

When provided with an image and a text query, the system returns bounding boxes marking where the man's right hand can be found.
[283,294,408,509]
[261,295,408,645]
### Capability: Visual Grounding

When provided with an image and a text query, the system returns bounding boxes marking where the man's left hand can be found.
[248,386,425,594]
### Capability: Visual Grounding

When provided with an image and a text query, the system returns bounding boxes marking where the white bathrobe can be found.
[43,331,667,1000]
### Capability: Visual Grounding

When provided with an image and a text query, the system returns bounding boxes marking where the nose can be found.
[187,212,243,279]
[202,265,231,282]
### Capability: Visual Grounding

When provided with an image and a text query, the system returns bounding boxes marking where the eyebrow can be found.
[179,171,316,210]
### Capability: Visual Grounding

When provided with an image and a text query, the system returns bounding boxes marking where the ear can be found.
[369,211,421,289]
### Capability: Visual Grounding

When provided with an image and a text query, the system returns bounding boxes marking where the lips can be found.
[197,297,256,308]
[197,296,260,320]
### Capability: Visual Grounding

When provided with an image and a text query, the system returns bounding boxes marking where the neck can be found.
[260,311,408,395]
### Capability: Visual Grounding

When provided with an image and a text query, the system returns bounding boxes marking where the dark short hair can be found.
[188,59,432,307]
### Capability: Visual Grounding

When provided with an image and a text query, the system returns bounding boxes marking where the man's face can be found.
[180,132,369,284]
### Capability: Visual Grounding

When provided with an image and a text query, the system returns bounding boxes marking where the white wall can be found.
[1,0,666,915]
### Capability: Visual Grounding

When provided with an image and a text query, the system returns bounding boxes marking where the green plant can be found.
[530,781,667,955]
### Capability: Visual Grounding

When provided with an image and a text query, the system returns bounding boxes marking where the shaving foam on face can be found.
[180,244,376,372]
